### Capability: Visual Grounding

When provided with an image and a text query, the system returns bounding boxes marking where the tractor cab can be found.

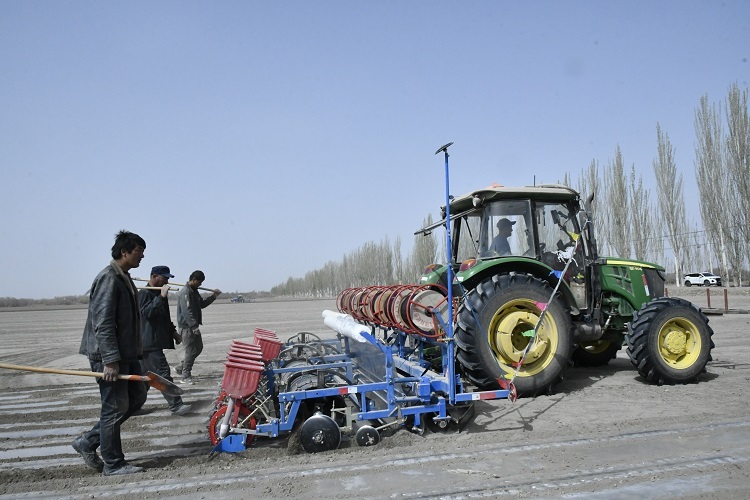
[445,185,590,310]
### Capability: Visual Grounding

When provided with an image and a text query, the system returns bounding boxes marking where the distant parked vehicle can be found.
[231,296,245,303]
[684,272,722,287]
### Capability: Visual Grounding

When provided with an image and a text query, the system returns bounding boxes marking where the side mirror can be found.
[577,210,588,228]
[551,209,561,225]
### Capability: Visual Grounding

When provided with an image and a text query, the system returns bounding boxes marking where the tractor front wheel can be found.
[455,274,573,397]
[626,297,714,384]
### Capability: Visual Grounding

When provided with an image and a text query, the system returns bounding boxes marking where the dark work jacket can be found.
[176,285,216,330]
[138,288,176,352]
[79,260,142,364]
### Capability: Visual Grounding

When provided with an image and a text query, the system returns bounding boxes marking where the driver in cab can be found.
[491,218,516,256]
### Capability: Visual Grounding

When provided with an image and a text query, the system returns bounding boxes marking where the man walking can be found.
[139,265,192,415]
[174,270,221,385]
[72,230,148,476]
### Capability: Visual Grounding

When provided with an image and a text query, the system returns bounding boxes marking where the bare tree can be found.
[653,124,689,285]
[694,94,734,282]
[392,235,404,284]
[725,83,750,283]
[690,223,711,272]
[603,146,631,257]
[408,214,439,282]
[629,165,654,261]
[577,159,607,255]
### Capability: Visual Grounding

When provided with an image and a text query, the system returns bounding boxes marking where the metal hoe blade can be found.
[144,371,184,397]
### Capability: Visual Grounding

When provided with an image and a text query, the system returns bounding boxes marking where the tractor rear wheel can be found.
[455,274,573,397]
[626,297,714,384]
[572,340,622,366]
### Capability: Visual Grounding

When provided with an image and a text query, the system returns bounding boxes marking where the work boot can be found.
[102,463,144,476]
[72,435,103,472]
[172,403,192,416]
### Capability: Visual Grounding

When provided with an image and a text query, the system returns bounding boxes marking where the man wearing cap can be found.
[174,270,221,385]
[138,266,191,415]
[491,218,516,256]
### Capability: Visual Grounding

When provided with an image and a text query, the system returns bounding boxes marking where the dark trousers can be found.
[177,328,203,378]
[82,359,147,472]
[141,349,183,410]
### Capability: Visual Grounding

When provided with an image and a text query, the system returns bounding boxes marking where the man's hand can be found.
[213,289,222,298]
[160,284,170,298]
[171,323,181,345]
[102,362,119,382]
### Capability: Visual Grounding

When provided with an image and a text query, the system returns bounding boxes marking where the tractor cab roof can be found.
[449,184,580,212]
[416,184,582,235]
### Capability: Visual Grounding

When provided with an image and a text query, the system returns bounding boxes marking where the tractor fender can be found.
[455,258,580,315]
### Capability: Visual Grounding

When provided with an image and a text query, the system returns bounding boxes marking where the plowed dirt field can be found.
[1,290,749,499]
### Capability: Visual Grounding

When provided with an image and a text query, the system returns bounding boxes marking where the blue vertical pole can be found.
[435,142,455,403]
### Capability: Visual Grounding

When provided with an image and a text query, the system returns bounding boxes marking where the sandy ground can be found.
[0,289,749,499]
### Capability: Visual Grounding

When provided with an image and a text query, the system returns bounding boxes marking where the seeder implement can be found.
[208,285,513,453]
[209,143,512,453]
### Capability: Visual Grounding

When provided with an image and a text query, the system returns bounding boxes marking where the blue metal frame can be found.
[243,322,510,440]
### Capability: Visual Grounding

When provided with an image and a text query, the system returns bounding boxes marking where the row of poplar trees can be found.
[269,228,439,298]
[272,83,749,297]
[579,82,749,287]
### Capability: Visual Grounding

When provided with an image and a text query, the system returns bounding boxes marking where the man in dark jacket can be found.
[139,265,191,415]
[174,270,221,385]
[72,230,148,476]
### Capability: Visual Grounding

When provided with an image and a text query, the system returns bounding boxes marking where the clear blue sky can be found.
[1,1,747,299]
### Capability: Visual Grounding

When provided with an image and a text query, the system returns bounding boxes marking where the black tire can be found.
[455,274,573,397]
[626,297,714,384]
[703,280,710,286]
[571,339,623,367]
[684,280,692,287]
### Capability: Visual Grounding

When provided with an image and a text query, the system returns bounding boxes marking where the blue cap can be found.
[150,265,174,278]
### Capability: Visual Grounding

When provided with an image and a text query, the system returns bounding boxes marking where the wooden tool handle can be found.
[0,362,147,381]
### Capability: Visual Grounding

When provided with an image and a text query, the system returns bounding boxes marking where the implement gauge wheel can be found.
[300,412,341,453]
[626,297,714,384]
[455,274,573,397]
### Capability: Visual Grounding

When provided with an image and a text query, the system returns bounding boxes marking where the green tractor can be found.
[418,184,714,396]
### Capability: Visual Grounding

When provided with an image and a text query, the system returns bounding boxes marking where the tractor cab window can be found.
[477,200,533,258]
[535,201,585,280]
[454,211,483,263]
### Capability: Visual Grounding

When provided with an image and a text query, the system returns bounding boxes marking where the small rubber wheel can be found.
[355,425,380,446]
[425,414,452,433]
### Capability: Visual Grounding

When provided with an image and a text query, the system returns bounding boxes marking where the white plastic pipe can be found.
[321,310,368,343]
[219,397,235,440]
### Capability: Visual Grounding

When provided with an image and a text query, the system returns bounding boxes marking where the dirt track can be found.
[1,290,749,499]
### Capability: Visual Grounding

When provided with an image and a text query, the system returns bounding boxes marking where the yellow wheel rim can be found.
[487,299,558,377]
[657,317,702,369]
